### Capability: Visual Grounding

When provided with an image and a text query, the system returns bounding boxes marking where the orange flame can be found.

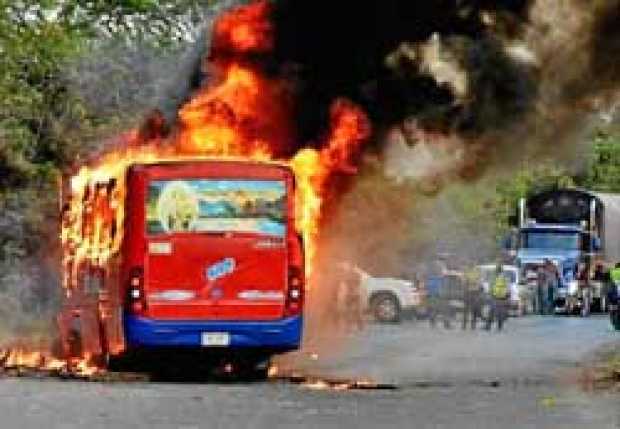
[61,1,371,282]
[212,0,274,55]
[1,346,95,375]
[4,0,372,375]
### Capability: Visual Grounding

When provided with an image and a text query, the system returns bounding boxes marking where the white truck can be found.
[351,266,423,323]
[512,190,620,314]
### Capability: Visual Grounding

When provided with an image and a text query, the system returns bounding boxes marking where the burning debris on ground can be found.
[0,346,99,380]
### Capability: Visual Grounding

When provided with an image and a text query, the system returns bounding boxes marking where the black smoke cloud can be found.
[148,0,536,142]
[590,1,620,95]
[270,0,536,140]
[141,0,620,166]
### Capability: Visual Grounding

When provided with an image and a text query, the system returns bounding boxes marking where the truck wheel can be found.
[371,293,401,323]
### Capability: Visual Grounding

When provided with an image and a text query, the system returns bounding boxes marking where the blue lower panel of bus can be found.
[124,314,303,350]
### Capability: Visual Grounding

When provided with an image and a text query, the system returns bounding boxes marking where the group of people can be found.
[537,260,620,317]
[428,263,511,332]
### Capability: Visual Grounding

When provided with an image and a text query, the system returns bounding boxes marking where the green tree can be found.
[0,0,219,333]
[582,130,620,192]
[0,0,216,186]
[492,162,575,235]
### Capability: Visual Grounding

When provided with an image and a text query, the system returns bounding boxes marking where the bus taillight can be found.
[285,266,304,317]
[126,267,146,315]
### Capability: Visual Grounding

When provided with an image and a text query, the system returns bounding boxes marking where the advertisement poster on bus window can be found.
[146,179,286,237]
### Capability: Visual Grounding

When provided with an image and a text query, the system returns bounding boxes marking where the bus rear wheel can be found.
[217,357,271,381]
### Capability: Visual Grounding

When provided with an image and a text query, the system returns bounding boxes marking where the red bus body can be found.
[58,160,304,365]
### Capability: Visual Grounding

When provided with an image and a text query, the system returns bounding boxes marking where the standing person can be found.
[345,270,364,331]
[536,266,546,315]
[462,267,483,330]
[577,263,591,317]
[608,263,620,306]
[336,262,364,331]
[608,263,620,329]
[542,259,559,314]
[594,264,611,311]
[610,263,620,290]
[486,263,509,331]
[428,275,453,329]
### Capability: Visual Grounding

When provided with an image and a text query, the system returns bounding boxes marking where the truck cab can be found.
[517,224,586,313]
[512,189,604,314]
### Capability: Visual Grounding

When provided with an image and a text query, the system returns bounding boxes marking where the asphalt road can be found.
[1,316,619,429]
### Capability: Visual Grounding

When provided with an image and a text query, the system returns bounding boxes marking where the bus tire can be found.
[245,365,270,381]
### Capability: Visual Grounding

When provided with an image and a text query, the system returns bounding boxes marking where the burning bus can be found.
[48,0,370,376]
[58,159,304,374]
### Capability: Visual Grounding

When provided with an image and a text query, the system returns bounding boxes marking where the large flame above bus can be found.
[63,0,371,282]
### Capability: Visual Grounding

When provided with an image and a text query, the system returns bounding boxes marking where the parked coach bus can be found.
[58,160,305,375]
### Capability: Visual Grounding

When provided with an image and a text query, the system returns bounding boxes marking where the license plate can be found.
[201,332,230,347]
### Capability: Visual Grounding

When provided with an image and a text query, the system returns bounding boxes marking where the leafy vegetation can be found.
[582,129,620,193]
[440,126,620,257]
[0,0,215,335]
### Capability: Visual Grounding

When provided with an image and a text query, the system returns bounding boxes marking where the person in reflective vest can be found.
[608,263,620,305]
[486,264,509,331]
[608,263,620,330]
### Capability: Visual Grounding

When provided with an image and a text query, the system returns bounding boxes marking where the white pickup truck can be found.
[351,266,423,323]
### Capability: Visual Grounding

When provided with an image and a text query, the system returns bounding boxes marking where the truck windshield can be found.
[521,231,579,250]
[146,179,286,236]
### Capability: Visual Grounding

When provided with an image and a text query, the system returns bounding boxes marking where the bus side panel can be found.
[118,167,148,350]
[57,265,105,360]
[102,256,126,356]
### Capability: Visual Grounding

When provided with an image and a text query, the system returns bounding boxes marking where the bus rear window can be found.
[147,179,286,236]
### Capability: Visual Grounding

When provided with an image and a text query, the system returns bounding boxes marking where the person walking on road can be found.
[462,267,483,330]
[577,263,591,317]
[486,263,509,332]
[536,266,546,315]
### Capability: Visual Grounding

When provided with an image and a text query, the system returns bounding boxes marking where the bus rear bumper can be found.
[123,314,303,351]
